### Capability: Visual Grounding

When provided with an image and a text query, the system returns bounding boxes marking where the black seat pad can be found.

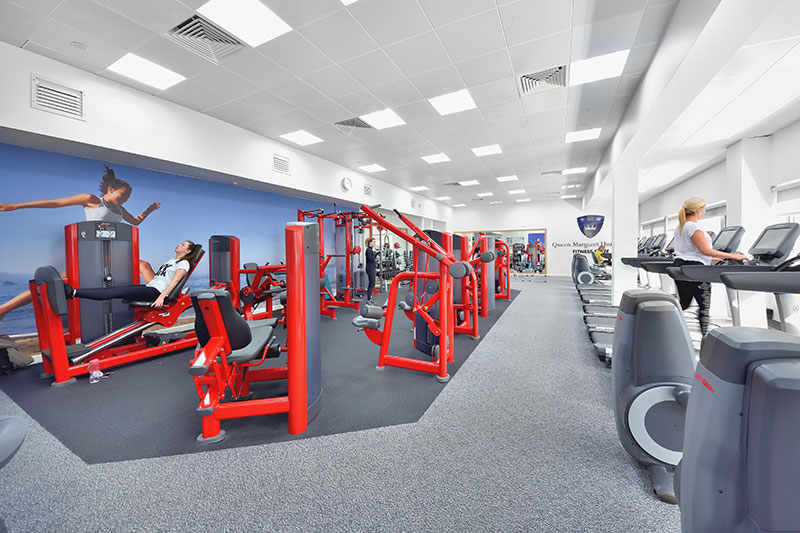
[223,322,274,364]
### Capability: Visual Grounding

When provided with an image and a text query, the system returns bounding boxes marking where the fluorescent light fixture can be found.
[280,130,323,146]
[359,108,405,129]
[358,164,386,173]
[409,185,429,192]
[106,53,185,90]
[428,88,477,116]
[496,175,518,182]
[516,198,531,203]
[489,201,502,204]
[562,184,581,189]
[452,203,466,207]
[198,0,292,48]
[508,189,525,195]
[561,195,578,199]
[471,144,502,157]
[477,192,494,197]
[459,180,480,186]
[340,0,359,5]
[421,153,451,164]
[434,196,451,201]
[562,167,588,175]
[565,129,601,143]
[569,49,630,87]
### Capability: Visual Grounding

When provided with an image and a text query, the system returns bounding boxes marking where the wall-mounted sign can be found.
[577,215,604,239]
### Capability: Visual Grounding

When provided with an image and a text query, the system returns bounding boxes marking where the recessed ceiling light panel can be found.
[471,144,502,157]
[359,108,405,129]
[516,198,531,203]
[477,192,494,197]
[428,88,477,116]
[198,0,292,48]
[434,196,451,201]
[562,167,588,174]
[106,53,186,90]
[565,129,601,143]
[508,189,525,195]
[280,130,324,146]
[358,164,386,173]
[496,175,518,182]
[569,49,630,87]
[459,180,480,186]
[452,203,466,207]
[410,185,429,192]
[421,153,451,164]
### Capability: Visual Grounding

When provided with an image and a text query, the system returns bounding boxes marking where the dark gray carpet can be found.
[0,279,680,532]
[0,292,517,464]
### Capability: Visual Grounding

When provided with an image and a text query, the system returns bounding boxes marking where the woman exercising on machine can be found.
[0,166,161,320]
[63,241,200,309]
[365,237,378,305]
[672,197,747,335]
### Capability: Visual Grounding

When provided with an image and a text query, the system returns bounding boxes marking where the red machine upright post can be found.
[479,236,490,318]
[285,225,308,435]
[64,224,81,342]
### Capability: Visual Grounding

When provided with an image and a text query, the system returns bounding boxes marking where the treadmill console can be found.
[711,226,744,253]
[748,222,800,263]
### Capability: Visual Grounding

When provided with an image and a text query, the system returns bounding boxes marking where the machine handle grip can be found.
[367,204,381,209]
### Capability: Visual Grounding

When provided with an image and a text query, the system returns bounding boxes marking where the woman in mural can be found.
[0,165,161,320]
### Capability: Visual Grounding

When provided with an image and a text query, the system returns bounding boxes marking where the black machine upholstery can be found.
[34,266,68,316]
[127,247,205,306]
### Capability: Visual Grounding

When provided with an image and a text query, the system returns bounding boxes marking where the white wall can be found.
[638,162,726,222]
[0,42,451,225]
[451,200,612,276]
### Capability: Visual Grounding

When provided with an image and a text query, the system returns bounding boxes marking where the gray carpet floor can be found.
[0,278,680,532]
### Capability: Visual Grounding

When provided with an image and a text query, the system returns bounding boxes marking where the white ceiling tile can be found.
[409,65,464,99]
[435,9,507,63]
[27,19,125,72]
[305,100,353,123]
[571,10,645,60]
[623,43,657,76]
[95,0,192,33]
[509,31,571,76]
[444,107,486,129]
[614,73,642,97]
[499,0,571,47]
[334,90,385,115]
[268,78,328,108]
[395,100,445,124]
[207,99,271,126]
[417,0,496,28]
[260,0,344,29]
[299,9,378,63]
[302,65,364,99]
[482,100,525,121]
[349,0,432,47]
[572,0,648,26]
[51,0,153,50]
[100,68,167,94]
[470,77,519,107]
[245,116,295,138]
[257,32,334,76]
[236,90,296,116]
[132,35,214,79]
[384,32,452,77]
[567,77,620,106]
[494,127,530,144]
[219,49,296,89]
[633,2,676,47]
[522,88,568,115]
[159,79,228,111]
[8,0,60,16]
[369,78,424,108]
[22,40,103,74]
[456,49,514,88]
[190,68,261,100]
[488,114,527,132]
[340,50,405,88]
[272,108,324,131]
[0,1,46,47]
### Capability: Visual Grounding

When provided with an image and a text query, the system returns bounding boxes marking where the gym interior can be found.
[0,1,799,531]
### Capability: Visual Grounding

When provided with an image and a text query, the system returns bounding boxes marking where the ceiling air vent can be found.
[541,170,563,176]
[165,15,244,64]
[31,76,84,121]
[334,117,374,134]
[519,65,566,96]
[442,182,461,187]
[273,154,290,175]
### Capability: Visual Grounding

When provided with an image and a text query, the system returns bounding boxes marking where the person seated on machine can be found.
[594,245,610,265]
[63,240,201,308]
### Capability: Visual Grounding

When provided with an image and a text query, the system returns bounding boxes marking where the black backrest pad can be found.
[191,289,251,350]
[166,247,204,301]
[243,262,258,286]
[34,266,68,316]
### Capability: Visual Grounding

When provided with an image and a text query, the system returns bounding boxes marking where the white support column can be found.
[612,160,639,305]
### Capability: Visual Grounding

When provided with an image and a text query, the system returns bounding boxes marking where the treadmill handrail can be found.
[668,264,773,283]
[720,271,800,294]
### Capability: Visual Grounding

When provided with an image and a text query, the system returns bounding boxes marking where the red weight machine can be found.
[189,224,322,443]
[353,205,475,382]
[30,222,204,386]
[494,239,511,300]
[297,208,368,319]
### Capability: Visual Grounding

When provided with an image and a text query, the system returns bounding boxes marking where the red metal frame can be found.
[495,240,511,300]
[189,225,308,440]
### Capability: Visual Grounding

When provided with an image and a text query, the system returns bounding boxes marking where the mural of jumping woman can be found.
[0,165,161,320]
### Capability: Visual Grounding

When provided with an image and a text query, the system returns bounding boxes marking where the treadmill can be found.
[668,222,800,329]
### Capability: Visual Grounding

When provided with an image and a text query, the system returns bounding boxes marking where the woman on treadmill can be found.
[672,197,747,335]
[63,241,200,309]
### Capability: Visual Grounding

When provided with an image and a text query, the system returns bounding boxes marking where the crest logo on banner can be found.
[577,215,604,239]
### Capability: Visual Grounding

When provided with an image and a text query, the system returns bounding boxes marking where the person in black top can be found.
[364,237,378,304]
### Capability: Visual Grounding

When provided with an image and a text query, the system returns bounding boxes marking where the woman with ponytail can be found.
[672,197,747,335]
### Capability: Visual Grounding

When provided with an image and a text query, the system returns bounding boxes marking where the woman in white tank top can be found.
[0,166,161,320]
[672,197,747,335]
[0,165,160,224]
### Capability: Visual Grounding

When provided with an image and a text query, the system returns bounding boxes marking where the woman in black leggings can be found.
[364,237,378,304]
[65,240,200,309]
[672,198,747,335]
